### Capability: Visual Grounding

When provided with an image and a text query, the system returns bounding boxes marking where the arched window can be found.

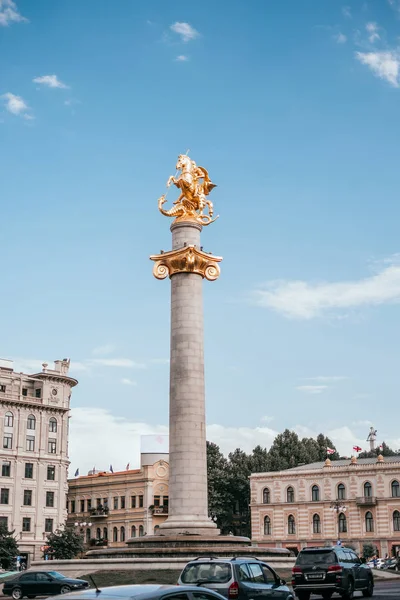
[96,528,101,540]
[392,480,400,498]
[113,527,118,542]
[364,482,372,497]
[262,488,270,504]
[120,526,125,542]
[86,528,91,544]
[311,485,320,502]
[154,525,160,534]
[264,515,271,535]
[288,514,295,534]
[49,418,57,433]
[339,512,347,533]
[313,514,321,534]
[287,486,295,503]
[139,525,144,537]
[27,414,36,430]
[393,510,400,532]
[131,525,136,538]
[337,483,346,500]
[365,511,374,532]
[103,527,108,540]
[4,412,13,427]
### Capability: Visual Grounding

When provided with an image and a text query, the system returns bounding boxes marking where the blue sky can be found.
[2,0,400,474]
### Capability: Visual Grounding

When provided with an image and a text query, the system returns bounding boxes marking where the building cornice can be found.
[250,463,400,480]
[0,398,69,413]
[30,372,78,388]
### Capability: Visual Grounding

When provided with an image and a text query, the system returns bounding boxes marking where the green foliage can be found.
[0,522,18,570]
[363,543,378,559]
[359,441,400,459]
[45,526,84,559]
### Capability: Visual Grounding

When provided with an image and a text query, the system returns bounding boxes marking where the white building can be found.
[0,358,78,563]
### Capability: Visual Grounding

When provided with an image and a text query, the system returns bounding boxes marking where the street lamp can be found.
[330,501,346,544]
[74,521,92,527]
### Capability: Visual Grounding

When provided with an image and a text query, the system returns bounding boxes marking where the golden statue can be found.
[158,154,218,226]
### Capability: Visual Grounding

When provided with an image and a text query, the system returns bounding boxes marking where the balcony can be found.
[152,506,168,515]
[356,496,377,506]
[88,507,110,518]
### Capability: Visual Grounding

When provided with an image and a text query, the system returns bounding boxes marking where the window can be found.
[313,513,321,534]
[26,436,35,452]
[45,518,53,533]
[35,388,41,398]
[154,525,159,534]
[3,434,12,449]
[264,515,271,535]
[1,488,9,504]
[339,512,347,533]
[48,439,56,454]
[394,510,400,532]
[312,485,320,502]
[0,516,8,528]
[392,480,400,498]
[365,511,374,532]
[46,491,54,507]
[131,495,136,508]
[80,499,85,513]
[364,481,372,497]
[86,529,91,544]
[163,496,169,509]
[113,527,118,542]
[70,500,76,513]
[25,463,33,478]
[47,465,55,480]
[23,490,32,506]
[103,527,108,540]
[27,415,36,430]
[248,563,265,583]
[120,496,126,509]
[262,488,270,504]
[87,499,92,511]
[154,495,160,507]
[139,525,144,536]
[22,388,28,397]
[4,412,13,427]
[337,483,346,500]
[113,497,118,510]
[139,495,143,507]
[96,528,101,540]
[120,526,125,542]
[131,525,136,537]
[2,462,11,477]
[96,498,101,508]
[237,564,251,581]
[103,498,108,507]
[49,418,57,433]
[287,486,294,503]
[0,385,6,393]
[22,517,31,532]
[288,514,295,534]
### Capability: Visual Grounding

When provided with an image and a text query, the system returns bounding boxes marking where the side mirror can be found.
[280,579,286,586]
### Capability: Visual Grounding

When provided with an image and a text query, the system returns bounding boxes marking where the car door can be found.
[261,565,287,600]
[35,573,57,595]
[346,551,363,590]
[18,573,37,596]
[247,563,276,600]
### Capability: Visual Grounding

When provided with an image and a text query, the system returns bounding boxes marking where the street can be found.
[346,580,400,598]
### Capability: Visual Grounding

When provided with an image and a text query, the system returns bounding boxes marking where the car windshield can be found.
[47,572,67,579]
[296,551,337,566]
[181,562,232,584]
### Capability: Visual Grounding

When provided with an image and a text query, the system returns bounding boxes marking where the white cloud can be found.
[342,6,351,18]
[261,415,275,423]
[356,51,400,87]
[88,358,146,369]
[150,358,170,365]
[121,378,137,386]
[176,55,189,62]
[92,344,115,356]
[304,376,349,382]
[33,75,68,89]
[296,385,328,395]
[334,33,347,44]
[1,92,32,119]
[366,22,380,44]
[0,0,27,26]
[254,256,400,319]
[170,22,199,42]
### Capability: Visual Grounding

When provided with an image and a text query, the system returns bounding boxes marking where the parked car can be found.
[367,558,384,569]
[48,585,228,600]
[3,571,89,599]
[178,557,294,600]
[382,557,400,571]
[292,546,374,600]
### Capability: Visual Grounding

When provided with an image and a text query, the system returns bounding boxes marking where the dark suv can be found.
[292,546,374,599]
[178,557,294,600]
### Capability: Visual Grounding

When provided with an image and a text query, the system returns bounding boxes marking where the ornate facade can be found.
[0,358,77,562]
[250,456,400,557]
[67,453,169,548]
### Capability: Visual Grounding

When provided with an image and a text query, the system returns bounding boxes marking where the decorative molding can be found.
[150,245,222,281]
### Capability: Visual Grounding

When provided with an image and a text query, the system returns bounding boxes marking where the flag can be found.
[353,445,362,453]
[379,444,383,450]
[74,468,79,477]
[326,447,335,455]
[126,462,130,470]
[110,465,114,473]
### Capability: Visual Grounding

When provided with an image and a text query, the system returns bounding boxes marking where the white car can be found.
[367,558,385,569]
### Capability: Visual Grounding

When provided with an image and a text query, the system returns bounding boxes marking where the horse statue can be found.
[158,154,218,226]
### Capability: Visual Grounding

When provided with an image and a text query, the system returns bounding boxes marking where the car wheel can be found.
[60,586,71,594]
[342,578,354,600]
[296,593,310,600]
[12,588,23,600]
[362,578,374,597]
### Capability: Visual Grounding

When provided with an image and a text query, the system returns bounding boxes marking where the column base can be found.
[158,515,220,537]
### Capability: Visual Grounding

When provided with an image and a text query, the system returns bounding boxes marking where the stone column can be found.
[151,220,222,536]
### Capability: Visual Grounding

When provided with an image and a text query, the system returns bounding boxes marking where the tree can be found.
[207,441,233,533]
[0,522,18,570]
[359,442,400,459]
[45,526,84,559]
[363,543,378,559]
[227,448,253,537]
